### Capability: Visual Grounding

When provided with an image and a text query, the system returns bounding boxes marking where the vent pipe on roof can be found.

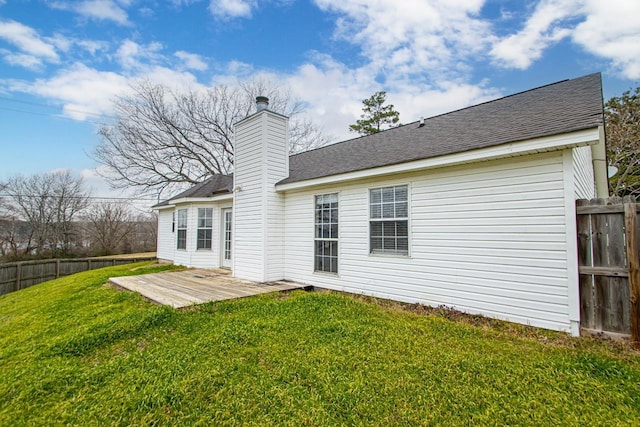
[418,117,425,127]
[256,96,269,112]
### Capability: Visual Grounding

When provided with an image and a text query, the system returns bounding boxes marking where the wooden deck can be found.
[109,268,308,308]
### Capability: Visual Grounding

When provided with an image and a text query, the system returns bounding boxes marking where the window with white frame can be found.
[197,208,213,250]
[314,193,338,273]
[176,209,187,250]
[369,185,408,255]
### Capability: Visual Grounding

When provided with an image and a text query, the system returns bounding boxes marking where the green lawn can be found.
[1,263,639,426]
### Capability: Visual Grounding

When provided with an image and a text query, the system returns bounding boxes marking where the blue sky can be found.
[0,0,639,201]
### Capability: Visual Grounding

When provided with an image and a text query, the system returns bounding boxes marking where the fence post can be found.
[624,196,640,347]
[55,259,60,279]
[15,262,21,292]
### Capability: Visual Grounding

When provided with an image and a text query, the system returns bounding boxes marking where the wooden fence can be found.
[0,256,156,296]
[576,197,640,343]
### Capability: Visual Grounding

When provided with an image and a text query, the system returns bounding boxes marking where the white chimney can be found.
[232,99,289,282]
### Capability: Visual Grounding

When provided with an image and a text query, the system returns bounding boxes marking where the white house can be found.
[154,74,607,335]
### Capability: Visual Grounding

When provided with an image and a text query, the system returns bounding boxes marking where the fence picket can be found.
[577,197,637,343]
[624,197,640,345]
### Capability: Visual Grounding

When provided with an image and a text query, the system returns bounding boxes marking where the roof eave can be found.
[276,127,600,192]
[164,193,234,205]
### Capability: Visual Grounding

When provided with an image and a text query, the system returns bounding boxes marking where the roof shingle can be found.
[153,174,233,207]
[279,73,604,185]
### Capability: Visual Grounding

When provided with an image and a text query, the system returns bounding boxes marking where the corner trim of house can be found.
[562,148,581,337]
[276,128,600,192]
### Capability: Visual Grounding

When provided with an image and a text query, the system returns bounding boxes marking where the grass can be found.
[1,263,639,426]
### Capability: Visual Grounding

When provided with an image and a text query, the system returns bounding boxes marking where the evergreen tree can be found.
[349,91,400,135]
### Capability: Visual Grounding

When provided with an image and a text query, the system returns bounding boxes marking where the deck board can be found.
[109,269,308,308]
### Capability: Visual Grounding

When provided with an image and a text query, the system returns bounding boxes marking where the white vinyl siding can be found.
[156,209,175,262]
[166,203,228,268]
[283,150,574,332]
[572,145,596,199]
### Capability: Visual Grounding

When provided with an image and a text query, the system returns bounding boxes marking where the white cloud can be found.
[46,33,72,53]
[312,0,491,86]
[76,39,110,56]
[4,59,203,122]
[1,50,43,70]
[209,0,256,19]
[10,62,130,120]
[490,0,577,69]
[115,39,163,70]
[572,0,640,79]
[143,66,203,90]
[489,0,640,79]
[0,20,59,62]
[175,51,208,71]
[50,0,130,25]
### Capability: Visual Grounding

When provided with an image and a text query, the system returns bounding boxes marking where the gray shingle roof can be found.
[279,73,604,185]
[153,174,233,207]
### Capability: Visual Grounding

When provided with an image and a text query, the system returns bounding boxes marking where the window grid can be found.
[176,209,187,250]
[369,185,409,255]
[197,208,213,250]
[224,210,232,260]
[314,193,338,273]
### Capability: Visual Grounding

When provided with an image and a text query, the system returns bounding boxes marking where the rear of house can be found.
[155,73,607,335]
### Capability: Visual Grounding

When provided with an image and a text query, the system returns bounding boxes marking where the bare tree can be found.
[83,202,135,256]
[49,171,91,254]
[1,170,90,257]
[95,78,332,197]
[0,218,33,261]
[0,183,33,260]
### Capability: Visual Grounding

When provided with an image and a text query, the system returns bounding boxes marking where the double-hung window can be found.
[369,185,409,255]
[197,208,213,250]
[176,209,187,250]
[314,193,338,273]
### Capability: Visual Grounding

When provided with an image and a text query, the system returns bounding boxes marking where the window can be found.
[314,193,338,273]
[369,185,408,255]
[197,208,213,250]
[176,209,187,250]
[223,209,232,262]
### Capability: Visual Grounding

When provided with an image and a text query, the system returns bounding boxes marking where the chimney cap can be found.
[256,96,269,112]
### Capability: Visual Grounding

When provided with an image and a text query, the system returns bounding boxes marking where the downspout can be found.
[592,125,609,197]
